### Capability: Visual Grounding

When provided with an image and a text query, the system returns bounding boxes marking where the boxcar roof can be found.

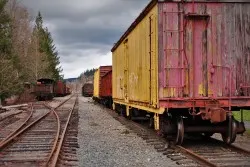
[111,0,157,52]
[102,69,112,78]
[111,0,250,52]
[164,0,250,2]
[37,78,54,84]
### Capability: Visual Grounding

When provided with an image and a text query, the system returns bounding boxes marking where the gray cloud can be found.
[21,0,150,78]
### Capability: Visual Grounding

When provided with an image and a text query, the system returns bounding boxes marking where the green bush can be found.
[233,110,250,122]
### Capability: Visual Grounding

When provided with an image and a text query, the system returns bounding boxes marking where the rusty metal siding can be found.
[112,4,158,107]
[100,71,112,97]
[158,2,250,99]
[99,66,112,97]
[94,66,112,98]
[82,83,93,96]
[54,81,66,96]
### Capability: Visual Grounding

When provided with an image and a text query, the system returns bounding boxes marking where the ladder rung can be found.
[165,49,184,51]
[164,11,184,13]
[164,67,188,69]
[165,85,185,88]
[164,30,184,32]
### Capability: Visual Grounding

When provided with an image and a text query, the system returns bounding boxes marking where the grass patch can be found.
[246,129,250,136]
[233,110,250,122]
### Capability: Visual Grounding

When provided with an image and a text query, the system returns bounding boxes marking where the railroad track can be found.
[0,106,32,143]
[0,95,79,167]
[177,137,250,167]
[101,103,250,167]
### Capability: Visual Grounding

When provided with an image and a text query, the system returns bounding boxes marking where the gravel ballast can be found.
[77,97,178,167]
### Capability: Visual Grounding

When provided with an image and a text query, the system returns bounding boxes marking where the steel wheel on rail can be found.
[202,132,214,138]
[221,117,237,144]
[174,116,184,145]
[148,116,154,129]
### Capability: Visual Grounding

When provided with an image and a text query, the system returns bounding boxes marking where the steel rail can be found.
[42,95,75,164]
[102,104,222,167]
[0,110,50,149]
[209,137,250,156]
[102,102,250,167]
[0,104,34,146]
[45,107,60,164]
[48,96,77,167]
[228,144,250,156]
[176,145,218,167]
[0,96,73,150]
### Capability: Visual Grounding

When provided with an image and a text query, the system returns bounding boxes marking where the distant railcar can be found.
[33,78,54,100]
[66,86,71,95]
[82,83,93,97]
[100,70,112,108]
[93,66,112,104]
[54,80,66,97]
[111,0,250,145]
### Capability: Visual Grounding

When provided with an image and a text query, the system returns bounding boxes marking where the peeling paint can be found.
[159,2,250,99]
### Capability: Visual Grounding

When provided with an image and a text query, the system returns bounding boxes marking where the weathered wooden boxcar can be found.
[93,66,112,103]
[100,70,113,108]
[66,86,71,95]
[93,69,100,98]
[54,80,66,97]
[33,78,54,100]
[112,0,250,144]
[82,83,93,97]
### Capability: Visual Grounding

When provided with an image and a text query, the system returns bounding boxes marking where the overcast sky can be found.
[21,0,151,78]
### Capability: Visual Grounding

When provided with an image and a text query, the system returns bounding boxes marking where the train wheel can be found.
[148,117,154,129]
[221,117,237,144]
[174,116,184,145]
[203,132,214,138]
[119,107,126,117]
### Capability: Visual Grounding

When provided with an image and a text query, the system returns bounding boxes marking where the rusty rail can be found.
[176,145,218,167]
[45,107,61,164]
[44,95,75,164]
[0,96,73,150]
[0,110,50,149]
[207,137,250,156]
[48,96,77,167]
[228,144,250,156]
[0,104,34,146]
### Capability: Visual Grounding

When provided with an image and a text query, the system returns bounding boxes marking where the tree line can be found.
[78,68,96,85]
[83,68,96,77]
[0,0,62,101]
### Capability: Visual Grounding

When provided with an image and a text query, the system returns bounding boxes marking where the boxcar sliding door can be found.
[123,39,129,102]
[185,15,209,97]
[149,14,158,107]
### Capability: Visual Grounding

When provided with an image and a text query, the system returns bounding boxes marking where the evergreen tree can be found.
[0,0,22,101]
[42,27,62,81]
[83,68,97,77]
[0,0,11,56]
[33,11,62,81]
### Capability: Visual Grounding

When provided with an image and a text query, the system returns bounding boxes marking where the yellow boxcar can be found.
[112,2,160,114]
[111,0,250,145]
[93,69,100,98]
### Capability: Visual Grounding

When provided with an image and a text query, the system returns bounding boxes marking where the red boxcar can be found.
[66,87,71,95]
[100,70,112,97]
[54,81,66,97]
[82,83,93,97]
[99,66,112,80]
[33,78,54,100]
[93,66,112,107]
